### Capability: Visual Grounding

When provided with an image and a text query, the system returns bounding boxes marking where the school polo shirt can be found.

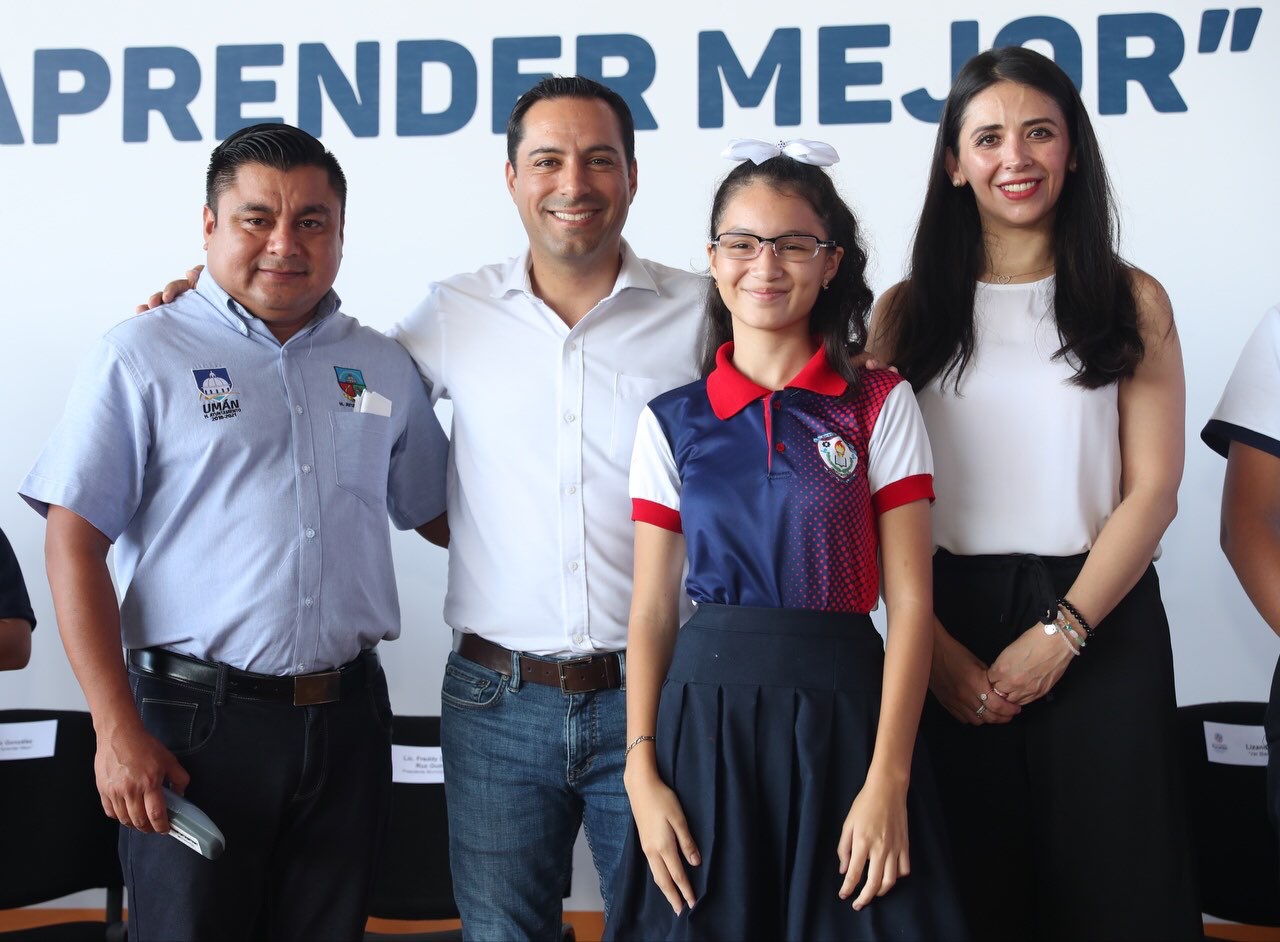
[631,344,934,613]
[20,275,448,675]
[390,241,704,657]
[1203,304,1280,460]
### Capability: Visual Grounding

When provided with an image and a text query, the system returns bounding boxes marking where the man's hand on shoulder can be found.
[135,264,204,313]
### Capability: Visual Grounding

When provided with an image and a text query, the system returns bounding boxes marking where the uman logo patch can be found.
[813,431,856,480]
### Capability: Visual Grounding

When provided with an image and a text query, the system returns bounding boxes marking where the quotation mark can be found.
[1198,7,1262,52]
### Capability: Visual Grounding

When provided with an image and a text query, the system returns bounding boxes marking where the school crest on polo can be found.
[334,367,366,403]
[193,368,242,421]
[813,431,857,480]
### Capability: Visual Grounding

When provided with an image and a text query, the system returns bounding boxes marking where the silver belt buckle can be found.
[557,656,594,694]
[293,670,341,706]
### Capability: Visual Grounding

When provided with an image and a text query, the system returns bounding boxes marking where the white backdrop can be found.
[3,0,1277,913]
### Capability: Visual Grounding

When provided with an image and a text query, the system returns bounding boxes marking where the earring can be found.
[822,281,830,290]
[952,177,964,187]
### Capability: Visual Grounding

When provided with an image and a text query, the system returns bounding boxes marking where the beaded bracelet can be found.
[624,734,656,759]
[1057,598,1094,641]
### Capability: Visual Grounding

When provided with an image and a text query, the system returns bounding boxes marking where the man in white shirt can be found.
[388,77,703,939]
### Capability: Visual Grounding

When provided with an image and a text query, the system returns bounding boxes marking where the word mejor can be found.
[0,11,1259,145]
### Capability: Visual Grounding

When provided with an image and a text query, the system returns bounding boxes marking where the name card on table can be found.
[1203,721,1269,767]
[392,744,444,784]
[0,719,57,760]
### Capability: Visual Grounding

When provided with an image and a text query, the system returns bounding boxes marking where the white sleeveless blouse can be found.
[917,277,1121,556]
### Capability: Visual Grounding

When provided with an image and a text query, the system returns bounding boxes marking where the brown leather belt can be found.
[456,633,623,694]
[128,647,377,706]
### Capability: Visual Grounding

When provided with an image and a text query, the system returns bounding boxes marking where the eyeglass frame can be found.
[708,231,840,261]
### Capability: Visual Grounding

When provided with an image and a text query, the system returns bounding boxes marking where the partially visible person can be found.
[872,47,1200,940]
[605,142,966,941]
[1203,301,1280,854]
[0,527,35,670]
[21,123,448,942]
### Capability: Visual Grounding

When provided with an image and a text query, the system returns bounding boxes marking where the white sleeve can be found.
[387,284,448,405]
[866,381,935,514]
[1205,304,1280,457]
[628,406,682,531]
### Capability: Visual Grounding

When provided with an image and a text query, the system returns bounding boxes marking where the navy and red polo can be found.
[631,343,933,614]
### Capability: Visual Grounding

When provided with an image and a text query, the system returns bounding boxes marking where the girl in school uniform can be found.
[605,142,966,941]
[872,47,1200,940]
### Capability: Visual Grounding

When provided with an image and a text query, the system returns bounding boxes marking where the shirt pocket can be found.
[609,374,667,464]
[330,411,394,507]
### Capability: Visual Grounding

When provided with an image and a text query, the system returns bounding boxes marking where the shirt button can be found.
[564,412,576,423]
[569,561,579,572]
[295,405,304,415]
[772,399,782,410]
[566,485,577,495]
[304,596,314,607]
[301,464,312,474]
[574,634,584,644]
[568,342,578,351]
[296,662,305,672]
[305,527,316,539]
[775,442,786,453]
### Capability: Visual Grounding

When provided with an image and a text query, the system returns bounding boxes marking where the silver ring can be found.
[979,692,988,702]
[975,704,987,717]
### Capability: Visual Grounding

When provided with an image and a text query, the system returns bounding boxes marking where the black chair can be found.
[1177,701,1280,934]
[0,708,126,941]
[364,716,574,942]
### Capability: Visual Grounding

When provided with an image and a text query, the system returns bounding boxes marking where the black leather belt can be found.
[456,634,623,694]
[127,647,377,706]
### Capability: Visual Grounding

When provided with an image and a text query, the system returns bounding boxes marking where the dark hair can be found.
[884,46,1142,391]
[506,76,636,167]
[700,156,874,397]
[206,123,348,216]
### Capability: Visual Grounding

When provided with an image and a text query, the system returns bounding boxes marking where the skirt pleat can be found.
[606,604,968,942]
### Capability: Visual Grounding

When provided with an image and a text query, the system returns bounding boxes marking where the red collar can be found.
[705,342,848,419]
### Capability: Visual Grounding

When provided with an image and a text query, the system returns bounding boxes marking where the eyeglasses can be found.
[710,232,838,262]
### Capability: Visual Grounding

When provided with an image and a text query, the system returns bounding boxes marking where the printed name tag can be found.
[0,720,58,760]
[391,744,444,784]
[1203,721,1269,767]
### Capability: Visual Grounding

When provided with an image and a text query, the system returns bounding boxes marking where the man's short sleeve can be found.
[1203,304,1280,459]
[386,362,449,530]
[629,406,682,533]
[19,337,150,540]
[866,381,935,516]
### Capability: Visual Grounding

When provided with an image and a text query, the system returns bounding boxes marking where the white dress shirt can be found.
[391,241,705,656]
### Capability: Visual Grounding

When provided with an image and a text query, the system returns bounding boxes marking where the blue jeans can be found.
[441,648,629,942]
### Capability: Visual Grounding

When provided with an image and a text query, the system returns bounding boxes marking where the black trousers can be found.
[122,655,393,942]
[921,553,1201,942]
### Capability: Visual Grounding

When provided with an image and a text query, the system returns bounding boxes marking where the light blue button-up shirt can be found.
[21,275,448,674]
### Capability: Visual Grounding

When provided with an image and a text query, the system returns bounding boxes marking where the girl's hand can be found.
[837,773,910,909]
[929,628,1022,725]
[625,770,701,915]
[986,622,1075,706]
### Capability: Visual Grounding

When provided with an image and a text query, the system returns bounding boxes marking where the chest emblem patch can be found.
[813,431,857,481]
[334,367,367,402]
[193,368,242,421]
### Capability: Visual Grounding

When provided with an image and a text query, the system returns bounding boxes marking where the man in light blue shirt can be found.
[20,123,448,942]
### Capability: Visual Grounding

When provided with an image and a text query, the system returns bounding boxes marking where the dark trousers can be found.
[922,553,1201,942]
[123,656,393,942]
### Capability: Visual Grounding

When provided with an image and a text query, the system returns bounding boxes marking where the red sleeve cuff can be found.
[632,498,682,533]
[871,473,934,516]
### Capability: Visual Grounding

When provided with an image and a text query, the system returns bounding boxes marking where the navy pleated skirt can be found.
[605,604,968,941]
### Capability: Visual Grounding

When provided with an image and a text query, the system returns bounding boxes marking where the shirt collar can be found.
[195,273,341,340]
[491,238,659,301]
[705,341,848,420]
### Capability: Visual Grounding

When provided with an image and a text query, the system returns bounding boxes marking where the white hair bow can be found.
[721,138,840,167]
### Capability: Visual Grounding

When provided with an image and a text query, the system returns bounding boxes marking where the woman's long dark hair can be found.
[885,46,1143,391]
[699,155,874,397]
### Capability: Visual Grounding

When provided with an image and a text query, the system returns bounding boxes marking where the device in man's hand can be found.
[163,787,226,860]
